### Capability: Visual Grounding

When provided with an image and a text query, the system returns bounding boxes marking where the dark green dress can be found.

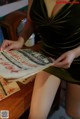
[30,0,80,83]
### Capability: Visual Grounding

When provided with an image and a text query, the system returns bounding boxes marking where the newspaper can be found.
[0,76,20,101]
[0,49,53,81]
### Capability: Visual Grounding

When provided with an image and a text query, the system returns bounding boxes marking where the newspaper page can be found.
[0,76,20,101]
[0,49,53,81]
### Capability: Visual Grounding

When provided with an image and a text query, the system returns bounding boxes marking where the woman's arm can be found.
[1,0,34,51]
[71,46,80,58]
[19,0,34,44]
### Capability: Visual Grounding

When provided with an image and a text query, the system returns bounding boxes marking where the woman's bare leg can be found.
[28,71,61,119]
[66,83,80,119]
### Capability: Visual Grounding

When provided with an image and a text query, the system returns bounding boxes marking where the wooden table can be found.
[0,80,34,119]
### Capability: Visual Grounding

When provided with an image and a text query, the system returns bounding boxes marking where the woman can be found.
[1,0,80,119]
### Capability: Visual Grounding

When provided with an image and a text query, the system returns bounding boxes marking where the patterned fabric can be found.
[30,0,80,83]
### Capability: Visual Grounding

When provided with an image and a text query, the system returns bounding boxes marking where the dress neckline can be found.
[42,0,75,19]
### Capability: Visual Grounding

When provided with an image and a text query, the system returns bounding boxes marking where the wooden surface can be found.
[0,80,34,119]
[0,43,40,119]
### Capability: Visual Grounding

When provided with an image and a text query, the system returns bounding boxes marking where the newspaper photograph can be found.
[0,49,53,80]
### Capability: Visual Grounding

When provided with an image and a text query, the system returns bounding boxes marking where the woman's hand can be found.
[54,50,75,69]
[1,37,24,51]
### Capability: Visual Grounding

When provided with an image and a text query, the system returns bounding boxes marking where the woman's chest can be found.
[43,0,70,17]
[30,0,80,27]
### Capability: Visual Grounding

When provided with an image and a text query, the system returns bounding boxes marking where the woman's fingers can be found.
[53,54,71,68]
[1,40,12,50]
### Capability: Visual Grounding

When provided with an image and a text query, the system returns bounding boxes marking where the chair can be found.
[0,11,27,41]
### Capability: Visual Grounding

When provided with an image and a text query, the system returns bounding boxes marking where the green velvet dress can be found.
[30,0,80,83]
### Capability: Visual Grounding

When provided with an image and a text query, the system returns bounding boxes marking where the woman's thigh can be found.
[33,70,61,92]
[66,83,80,118]
[29,71,61,119]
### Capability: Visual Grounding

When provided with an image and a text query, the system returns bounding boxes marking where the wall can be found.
[0,0,28,18]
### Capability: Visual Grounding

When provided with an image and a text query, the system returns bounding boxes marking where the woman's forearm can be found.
[19,20,34,43]
[72,46,80,58]
[19,0,34,43]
